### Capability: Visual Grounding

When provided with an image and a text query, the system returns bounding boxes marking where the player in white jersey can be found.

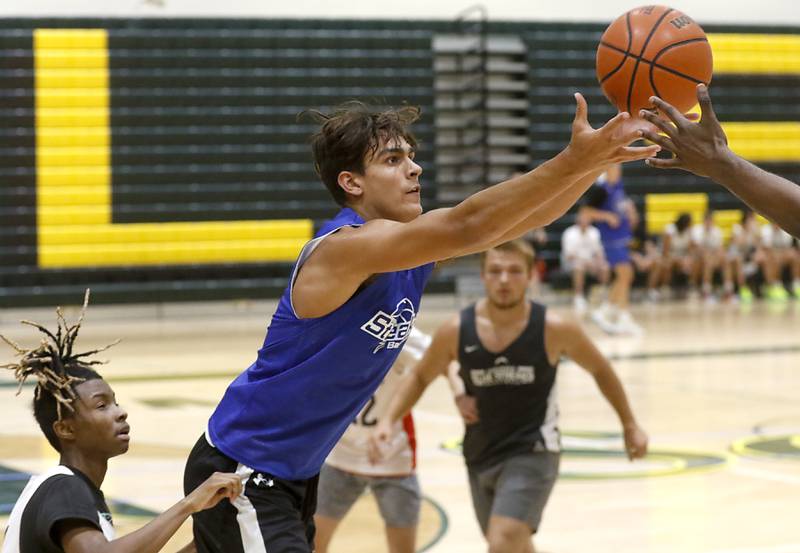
[727,210,762,303]
[314,327,431,553]
[655,212,697,299]
[560,211,609,315]
[760,222,800,301]
[690,210,733,302]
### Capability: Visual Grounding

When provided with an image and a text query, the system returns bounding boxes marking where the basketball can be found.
[596,5,713,115]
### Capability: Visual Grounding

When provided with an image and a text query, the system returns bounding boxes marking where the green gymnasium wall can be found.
[0,18,798,306]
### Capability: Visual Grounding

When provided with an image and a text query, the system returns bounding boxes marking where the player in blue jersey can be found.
[182,96,660,552]
[580,163,643,335]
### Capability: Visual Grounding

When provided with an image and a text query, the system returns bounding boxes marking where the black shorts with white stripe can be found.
[184,434,318,553]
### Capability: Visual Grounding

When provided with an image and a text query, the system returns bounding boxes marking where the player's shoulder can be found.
[29,473,95,510]
[544,309,582,336]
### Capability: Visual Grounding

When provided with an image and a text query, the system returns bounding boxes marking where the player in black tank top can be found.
[458,301,558,470]
[373,240,649,553]
[1,292,242,553]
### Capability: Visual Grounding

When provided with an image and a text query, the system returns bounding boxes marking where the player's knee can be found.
[487,525,527,553]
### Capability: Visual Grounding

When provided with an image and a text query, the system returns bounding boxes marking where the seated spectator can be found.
[760,222,800,301]
[727,209,762,303]
[690,210,734,303]
[656,213,697,299]
[561,211,609,315]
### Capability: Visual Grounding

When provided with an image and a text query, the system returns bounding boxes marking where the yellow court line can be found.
[34,28,311,269]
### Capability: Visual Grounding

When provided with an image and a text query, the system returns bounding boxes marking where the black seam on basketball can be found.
[650,38,711,86]
[649,38,710,99]
[599,11,634,84]
[600,40,708,84]
[626,8,674,113]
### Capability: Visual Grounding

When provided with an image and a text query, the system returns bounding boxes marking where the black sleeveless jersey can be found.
[457,301,560,469]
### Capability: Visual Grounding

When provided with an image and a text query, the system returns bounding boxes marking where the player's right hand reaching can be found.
[183,472,242,512]
[567,93,661,168]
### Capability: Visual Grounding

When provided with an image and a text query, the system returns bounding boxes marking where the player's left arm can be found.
[545,313,648,460]
[470,169,604,252]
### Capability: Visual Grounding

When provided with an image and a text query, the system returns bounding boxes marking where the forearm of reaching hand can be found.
[451,149,592,250]
[712,153,800,239]
[384,320,458,423]
[484,168,605,248]
[384,370,429,425]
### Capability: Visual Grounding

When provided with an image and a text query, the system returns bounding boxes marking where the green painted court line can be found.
[418,494,449,553]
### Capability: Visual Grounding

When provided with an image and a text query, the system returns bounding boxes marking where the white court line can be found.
[705,544,800,553]
[731,465,800,486]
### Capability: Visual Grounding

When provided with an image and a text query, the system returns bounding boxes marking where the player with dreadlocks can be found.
[1,291,242,553]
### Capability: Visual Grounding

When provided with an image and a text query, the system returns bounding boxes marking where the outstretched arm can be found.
[59,473,241,553]
[641,84,800,239]
[295,95,660,318]
[547,315,648,460]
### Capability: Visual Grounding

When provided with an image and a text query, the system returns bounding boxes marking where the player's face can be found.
[360,136,423,222]
[71,379,130,458]
[481,249,532,309]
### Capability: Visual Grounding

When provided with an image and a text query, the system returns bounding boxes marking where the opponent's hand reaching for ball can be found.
[640,84,733,178]
[566,93,661,169]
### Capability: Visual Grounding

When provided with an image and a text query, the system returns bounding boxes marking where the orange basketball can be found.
[596,5,713,115]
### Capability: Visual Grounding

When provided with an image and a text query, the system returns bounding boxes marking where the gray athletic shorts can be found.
[316,463,421,528]
[467,452,560,534]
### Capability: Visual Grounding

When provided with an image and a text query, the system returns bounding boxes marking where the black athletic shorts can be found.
[184,433,319,553]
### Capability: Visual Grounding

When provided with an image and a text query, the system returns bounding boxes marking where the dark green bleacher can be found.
[1,18,798,305]
[0,20,446,306]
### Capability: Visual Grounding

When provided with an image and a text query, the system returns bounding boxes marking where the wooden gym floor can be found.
[1,295,799,553]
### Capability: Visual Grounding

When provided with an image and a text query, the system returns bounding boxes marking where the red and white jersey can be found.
[325,327,431,476]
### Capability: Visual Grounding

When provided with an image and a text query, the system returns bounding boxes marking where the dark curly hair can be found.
[0,290,118,452]
[301,101,421,206]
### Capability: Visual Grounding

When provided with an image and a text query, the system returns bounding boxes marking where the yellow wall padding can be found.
[645,193,708,235]
[708,34,800,74]
[34,28,311,268]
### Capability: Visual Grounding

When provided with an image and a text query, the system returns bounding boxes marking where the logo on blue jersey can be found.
[360,298,417,353]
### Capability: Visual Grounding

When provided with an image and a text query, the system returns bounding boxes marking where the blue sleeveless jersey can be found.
[208,208,435,480]
[595,177,632,248]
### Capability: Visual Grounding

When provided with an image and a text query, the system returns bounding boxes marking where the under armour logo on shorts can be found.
[253,473,274,488]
